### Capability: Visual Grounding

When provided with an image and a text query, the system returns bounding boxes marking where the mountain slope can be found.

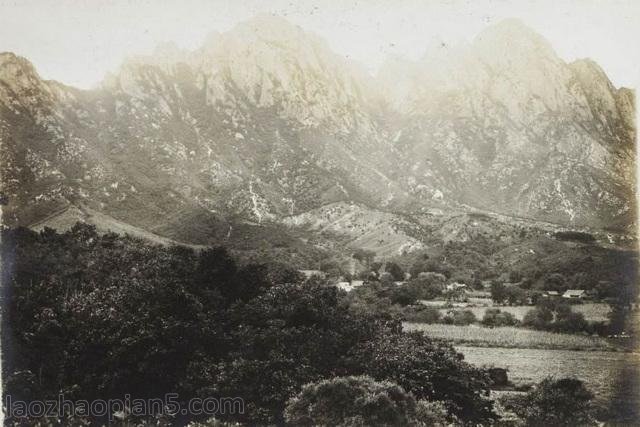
[0,17,636,254]
[379,19,635,229]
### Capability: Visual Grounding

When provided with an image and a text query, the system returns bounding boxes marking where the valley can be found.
[0,11,637,427]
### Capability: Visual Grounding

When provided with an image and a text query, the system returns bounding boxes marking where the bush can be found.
[553,305,588,333]
[345,332,496,423]
[385,261,405,281]
[490,282,507,304]
[284,376,421,426]
[523,306,554,330]
[482,309,520,327]
[486,368,509,387]
[406,273,446,300]
[403,305,441,323]
[523,302,590,334]
[509,377,596,426]
[414,400,457,426]
[389,284,420,306]
[443,310,477,326]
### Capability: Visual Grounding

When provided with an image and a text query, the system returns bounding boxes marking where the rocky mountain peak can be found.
[473,18,555,56]
[0,52,45,95]
[0,16,635,236]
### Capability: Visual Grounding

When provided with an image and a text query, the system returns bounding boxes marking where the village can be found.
[299,267,591,305]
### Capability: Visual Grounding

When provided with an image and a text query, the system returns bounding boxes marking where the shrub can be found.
[284,376,421,426]
[344,332,496,423]
[490,282,507,304]
[509,377,596,426]
[406,273,446,300]
[523,302,590,334]
[443,310,477,326]
[482,309,520,327]
[403,305,441,323]
[414,400,457,426]
[385,261,405,281]
[553,305,588,333]
[523,306,554,330]
[486,368,509,387]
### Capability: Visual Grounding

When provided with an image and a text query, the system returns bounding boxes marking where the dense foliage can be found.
[1,224,496,425]
[481,309,520,327]
[507,378,596,426]
[522,300,590,334]
[284,375,445,426]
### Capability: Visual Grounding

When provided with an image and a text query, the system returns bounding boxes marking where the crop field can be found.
[435,303,610,322]
[403,323,616,351]
[458,346,640,421]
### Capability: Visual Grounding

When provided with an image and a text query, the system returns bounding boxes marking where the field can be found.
[403,323,616,351]
[431,302,611,322]
[458,346,640,422]
[405,321,639,422]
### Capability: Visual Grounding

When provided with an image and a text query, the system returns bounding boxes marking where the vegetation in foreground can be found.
[0,224,623,425]
[501,377,596,426]
[1,224,495,425]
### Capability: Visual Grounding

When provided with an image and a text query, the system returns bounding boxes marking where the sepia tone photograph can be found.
[0,0,638,425]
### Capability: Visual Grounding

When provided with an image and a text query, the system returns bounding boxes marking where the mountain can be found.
[0,16,636,258]
[379,19,635,229]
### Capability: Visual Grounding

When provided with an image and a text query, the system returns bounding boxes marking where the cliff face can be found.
[0,17,636,244]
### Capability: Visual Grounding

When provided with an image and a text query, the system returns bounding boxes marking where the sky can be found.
[0,0,638,89]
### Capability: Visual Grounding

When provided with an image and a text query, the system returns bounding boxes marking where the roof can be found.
[336,282,354,292]
[299,270,325,278]
[563,289,586,297]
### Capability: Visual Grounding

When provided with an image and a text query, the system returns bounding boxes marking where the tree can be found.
[553,305,588,333]
[284,376,421,426]
[389,284,419,306]
[385,262,405,281]
[414,400,456,427]
[442,310,477,326]
[510,378,595,426]
[545,273,567,292]
[379,271,395,286]
[607,303,628,334]
[522,306,554,330]
[409,258,444,278]
[509,270,523,283]
[402,306,441,323]
[319,259,343,278]
[490,282,508,304]
[344,332,496,424]
[505,286,528,305]
[407,273,446,300]
[523,302,589,334]
[482,309,520,327]
[352,249,376,266]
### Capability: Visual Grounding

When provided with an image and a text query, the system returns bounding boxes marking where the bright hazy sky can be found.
[0,0,638,89]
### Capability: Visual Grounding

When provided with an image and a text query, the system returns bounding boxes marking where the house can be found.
[543,291,560,298]
[335,280,364,293]
[299,270,326,279]
[446,282,467,291]
[393,281,406,287]
[336,282,354,292]
[562,289,586,299]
